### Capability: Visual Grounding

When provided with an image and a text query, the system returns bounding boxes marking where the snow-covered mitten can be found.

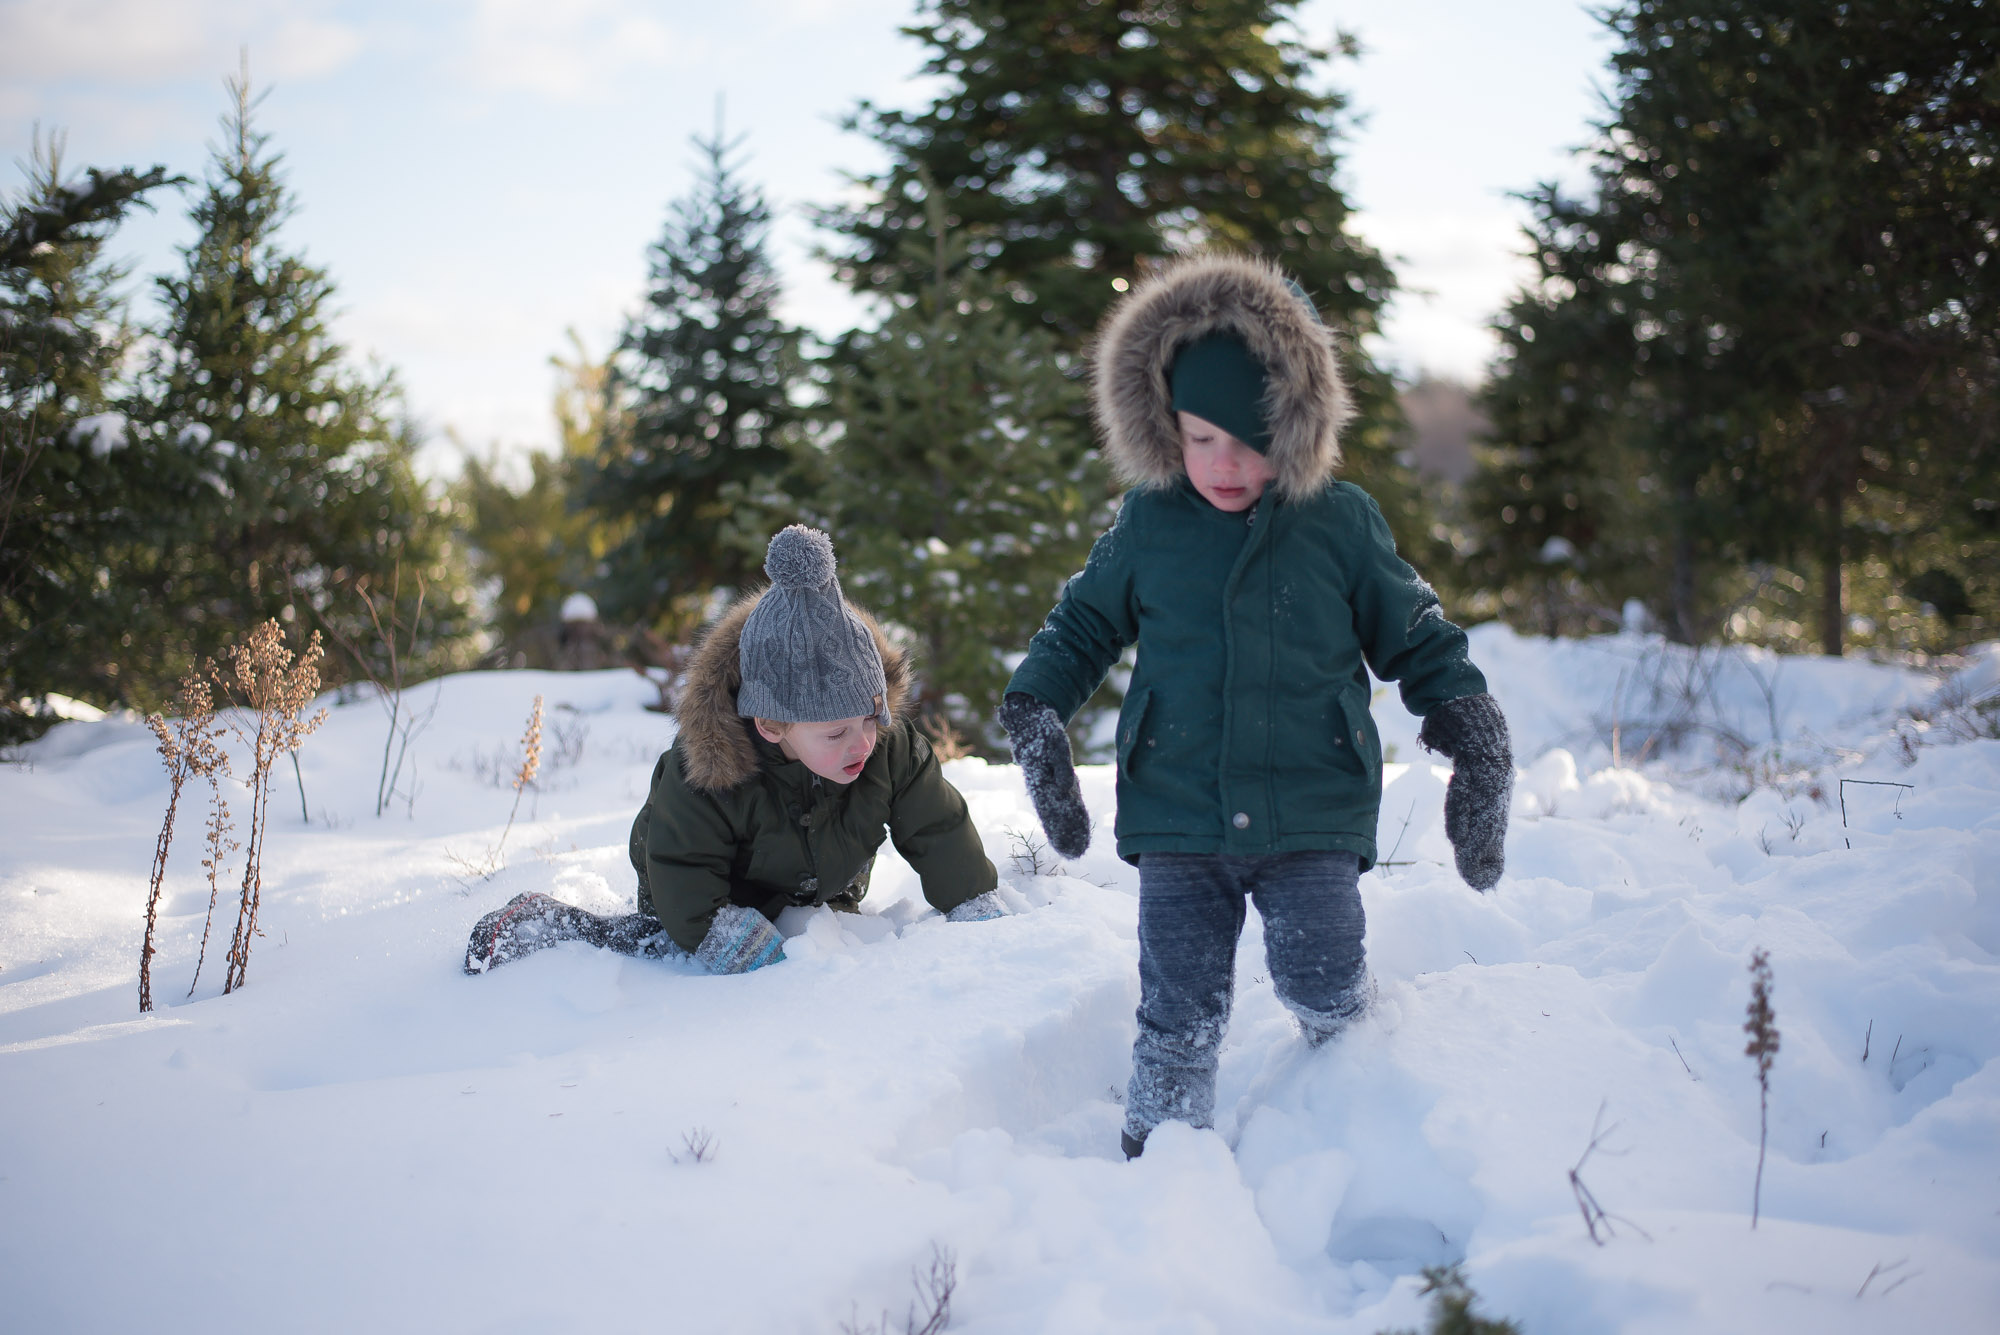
[998,691,1090,859]
[693,903,785,975]
[1417,693,1514,892]
[464,892,599,974]
[945,891,1005,923]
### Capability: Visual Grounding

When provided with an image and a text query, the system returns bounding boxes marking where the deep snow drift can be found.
[2,626,1996,1333]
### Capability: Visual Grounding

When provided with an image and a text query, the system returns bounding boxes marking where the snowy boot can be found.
[463,893,675,974]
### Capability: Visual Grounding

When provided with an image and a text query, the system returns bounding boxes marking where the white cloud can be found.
[0,0,365,84]
[454,0,692,101]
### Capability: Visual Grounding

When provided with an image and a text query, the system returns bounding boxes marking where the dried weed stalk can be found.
[1744,948,1781,1228]
[448,695,543,884]
[213,620,327,994]
[140,671,230,1011]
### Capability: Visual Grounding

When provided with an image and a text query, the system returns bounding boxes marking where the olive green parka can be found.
[1005,254,1488,868]
[629,593,997,952]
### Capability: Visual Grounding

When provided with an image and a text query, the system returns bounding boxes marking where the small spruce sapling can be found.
[1744,947,1781,1228]
[1377,1264,1521,1335]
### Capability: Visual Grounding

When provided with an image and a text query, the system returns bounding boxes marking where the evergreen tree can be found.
[819,0,1431,559]
[817,203,1110,750]
[0,134,183,737]
[579,123,801,634]
[147,68,473,690]
[822,0,1392,347]
[1474,1,2000,654]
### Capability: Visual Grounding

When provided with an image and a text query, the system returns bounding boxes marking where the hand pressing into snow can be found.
[945,891,1005,923]
[693,903,785,974]
[1417,693,1514,892]
[999,692,1091,860]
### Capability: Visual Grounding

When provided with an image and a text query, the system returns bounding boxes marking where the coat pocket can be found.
[1116,685,1153,780]
[1338,686,1382,786]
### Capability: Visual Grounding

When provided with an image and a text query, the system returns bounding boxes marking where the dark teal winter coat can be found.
[1006,476,1486,867]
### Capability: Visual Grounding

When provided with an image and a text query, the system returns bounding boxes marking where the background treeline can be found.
[7,0,1996,752]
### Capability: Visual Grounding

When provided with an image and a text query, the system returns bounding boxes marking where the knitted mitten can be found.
[944,891,1005,923]
[693,903,786,974]
[1417,693,1514,892]
[998,692,1090,859]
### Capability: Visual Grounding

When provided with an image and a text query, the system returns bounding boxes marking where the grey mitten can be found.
[1417,693,1514,892]
[945,891,1005,923]
[999,691,1090,859]
[693,903,786,974]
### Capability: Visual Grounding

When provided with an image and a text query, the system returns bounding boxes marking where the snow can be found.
[2,632,1996,1332]
[560,592,599,623]
[71,410,127,457]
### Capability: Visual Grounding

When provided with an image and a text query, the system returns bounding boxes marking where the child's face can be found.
[756,715,880,785]
[1177,412,1276,512]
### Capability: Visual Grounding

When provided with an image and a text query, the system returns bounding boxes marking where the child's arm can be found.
[1001,516,1140,858]
[1342,489,1512,889]
[1005,515,1140,721]
[1343,489,1488,713]
[639,765,785,970]
[885,728,1000,916]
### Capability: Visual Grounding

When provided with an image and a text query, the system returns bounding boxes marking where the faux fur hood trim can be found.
[1093,253,1351,501]
[674,588,911,792]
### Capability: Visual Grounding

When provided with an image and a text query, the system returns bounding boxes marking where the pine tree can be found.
[817,202,1110,750]
[0,133,183,737]
[1475,1,2000,654]
[579,122,802,634]
[818,0,1430,557]
[147,66,473,690]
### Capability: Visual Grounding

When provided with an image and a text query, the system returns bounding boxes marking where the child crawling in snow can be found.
[465,525,1001,975]
[998,254,1514,1157]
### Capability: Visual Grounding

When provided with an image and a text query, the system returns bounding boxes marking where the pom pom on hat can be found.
[764,525,837,591]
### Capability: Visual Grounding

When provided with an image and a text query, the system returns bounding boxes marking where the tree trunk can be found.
[1820,485,1844,657]
[1669,481,1698,645]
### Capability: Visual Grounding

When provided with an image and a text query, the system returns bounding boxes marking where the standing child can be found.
[466,526,1001,975]
[999,255,1513,1157]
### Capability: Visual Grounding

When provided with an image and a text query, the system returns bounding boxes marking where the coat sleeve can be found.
[1003,504,1140,722]
[885,726,999,915]
[641,750,745,953]
[1343,488,1488,717]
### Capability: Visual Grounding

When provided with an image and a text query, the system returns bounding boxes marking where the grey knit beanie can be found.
[736,526,888,726]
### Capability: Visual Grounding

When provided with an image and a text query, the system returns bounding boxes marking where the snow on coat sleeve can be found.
[887,726,999,915]
[1005,510,1139,721]
[1342,487,1488,717]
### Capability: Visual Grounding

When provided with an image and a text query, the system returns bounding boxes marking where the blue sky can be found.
[2,0,1614,471]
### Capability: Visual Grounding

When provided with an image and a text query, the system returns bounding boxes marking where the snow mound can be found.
[2,633,1996,1331]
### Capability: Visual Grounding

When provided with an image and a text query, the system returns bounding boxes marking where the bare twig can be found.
[1568,1099,1650,1246]
[1838,779,1914,849]
[1856,1258,1912,1299]
[1670,1034,1698,1081]
[669,1127,717,1165]
[1860,1019,1872,1064]
[840,1244,958,1335]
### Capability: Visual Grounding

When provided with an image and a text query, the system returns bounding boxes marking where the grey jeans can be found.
[1125,850,1369,1140]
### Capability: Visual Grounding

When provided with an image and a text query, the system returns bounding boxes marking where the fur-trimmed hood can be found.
[673,588,912,792]
[1093,253,1351,502]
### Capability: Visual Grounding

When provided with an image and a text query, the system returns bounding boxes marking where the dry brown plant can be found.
[495,694,543,862]
[140,671,231,1012]
[447,694,544,884]
[212,620,328,994]
[1744,948,1781,1228]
